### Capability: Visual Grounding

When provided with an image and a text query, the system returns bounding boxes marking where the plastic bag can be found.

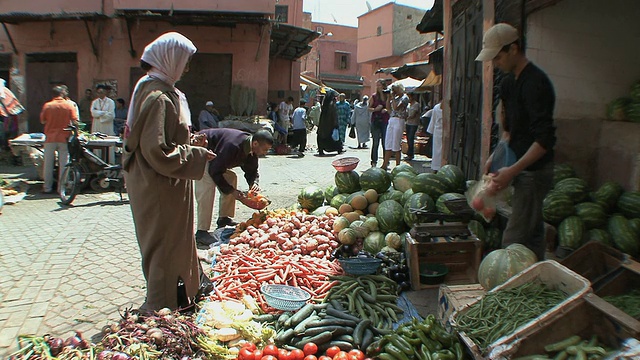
[331,128,340,141]
[490,140,517,173]
[466,174,512,222]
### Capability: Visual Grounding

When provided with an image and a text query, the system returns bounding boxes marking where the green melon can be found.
[335,170,361,194]
[617,191,640,219]
[467,220,486,242]
[478,243,538,290]
[375,200,406,234]
[438,164,465,192]
[543,192,575,224]
[412,173,449,202]
[436,193,466,214]
[629,218,640,238]
[393,172,416,192]
[608,215,639,257]
[575,202,607,230]
[553,164,577,185]
[363,231,385,254]
[403,192,435,228]
[298,186,325,211]
[390,163,418,177]
[485,227,503,249]
[345,191,366,205]
[330,193,349,209]
[401,188,414,205]
[324,185,339,203]
[558,216,586,250]
[606,97,631,121]
[554,178,589,203]
[359,167,392,194]
[588,229,613,247]
[378,189,404,205]
[591,181,623,212]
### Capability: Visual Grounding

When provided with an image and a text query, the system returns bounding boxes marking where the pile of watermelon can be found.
[542,163,640,257]
[606,80,640,122]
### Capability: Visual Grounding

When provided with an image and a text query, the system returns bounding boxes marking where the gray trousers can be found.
[502,162,554,261]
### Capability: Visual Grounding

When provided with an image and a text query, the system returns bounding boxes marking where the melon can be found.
[478,243,537,290]
[378,189,404,205]
[343,212,361,223]
[330,193,348,209]
[390,163,417,177]
[484,227,503,249]
[436,193,466,214]
[364,189,378,204]
[554,178,589,203]
[368,202,380,215]
[350,220,370,238]
[403,192,435,228]
[335,170,361,194]
[574,202,607,230]
[542,192,575,225]
[558,216,586,249]
[467,220,486,242]
[363,231,385,254]
[385,232,402,250]
[588,228,613,247]
[359,167,392,194]
[412,173,449,202]
[608,215,639,257]
[350,195,368,211]
[393,172,416,192]
[438,164,465,192]
[553,164,576,185]
[363,217,379,232]
[338,228,357,245]
[617,191,640,219]
[375,200,405,234]
[629,218,640,238]
[591,181,623,211]
[324,185,339,203]
[297,186,325,211]
[338,203,353,214]
[402,188,414,204]
[345,191,366,204]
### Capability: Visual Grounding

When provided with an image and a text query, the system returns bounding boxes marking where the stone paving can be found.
[0,133,435,357]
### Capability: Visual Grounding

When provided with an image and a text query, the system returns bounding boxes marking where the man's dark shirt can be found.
[199,128,259,194]
[501,62,556,171]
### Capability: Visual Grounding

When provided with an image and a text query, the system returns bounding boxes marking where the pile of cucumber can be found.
[514,335,610,360]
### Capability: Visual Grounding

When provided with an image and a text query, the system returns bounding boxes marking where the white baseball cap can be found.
[475,23,519,61]
[205,101,214,106]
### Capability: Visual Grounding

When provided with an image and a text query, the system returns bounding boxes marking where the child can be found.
[289,100,308,157]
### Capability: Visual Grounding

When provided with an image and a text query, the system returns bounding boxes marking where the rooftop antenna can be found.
[331,13,338,23]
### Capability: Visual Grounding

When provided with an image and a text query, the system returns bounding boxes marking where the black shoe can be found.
[216,217,238,228]
[298,152,305,158]
[195,230,216,245]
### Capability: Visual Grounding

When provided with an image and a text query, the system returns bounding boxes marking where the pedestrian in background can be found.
[404,93,421,161]
[0,78,24,150]
[426,102,443,172]
[278,96,293,145]
[91,84,116,162]
[59,85,80,124]
[114,98,128,136]
[336,93,351,143]
[290,100,308,157]
[198,100,220,130]
[381,81,409,170]
[78,88,94,130]
[123,32,215,312]
[308,100,321,128]
[40,85,78,194]
[368,79,389,167]
[317,90,343,156]
[351,95,370,149]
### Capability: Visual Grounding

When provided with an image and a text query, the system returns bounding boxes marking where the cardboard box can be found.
[561,241,628,284]
[437,284,485,331]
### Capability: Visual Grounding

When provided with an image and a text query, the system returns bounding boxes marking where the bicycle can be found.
[59,125,124,205]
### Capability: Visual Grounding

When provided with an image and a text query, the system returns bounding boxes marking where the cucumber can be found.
[294,331,333,348]
[303,326,353,337]
[293,315,320,335]
[326,307,361,322]
[287,303,316,327]
[353,319,372,346]
[275,328,296,345]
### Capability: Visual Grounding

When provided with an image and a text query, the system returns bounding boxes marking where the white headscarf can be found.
[126,32,196,132]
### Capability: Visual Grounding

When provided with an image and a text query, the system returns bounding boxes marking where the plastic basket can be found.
[339,258,382,275]
[260,284,311,311]
[332,157,360,172]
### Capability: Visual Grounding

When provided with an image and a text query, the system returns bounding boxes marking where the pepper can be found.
[388,335,414,355]
[385,344,411,360]
[431,349,456,360]
[419,344,433,360]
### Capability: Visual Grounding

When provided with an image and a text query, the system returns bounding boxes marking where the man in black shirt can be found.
[476,23,556,260]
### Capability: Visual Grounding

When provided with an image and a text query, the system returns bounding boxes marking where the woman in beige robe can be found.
[123,32,215,312]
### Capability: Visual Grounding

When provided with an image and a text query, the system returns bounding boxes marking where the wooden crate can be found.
[561,241,628,284]
[592,263,640,321]
[437,284,485,331]
[405,233,482,291]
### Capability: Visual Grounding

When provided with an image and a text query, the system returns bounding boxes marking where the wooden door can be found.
[449,0,484,180]
[26,53,78,133]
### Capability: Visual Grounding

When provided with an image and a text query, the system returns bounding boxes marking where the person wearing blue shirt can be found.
[289,100,308,157]
[198,100,220,130]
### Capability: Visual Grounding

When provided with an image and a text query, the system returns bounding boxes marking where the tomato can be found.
[253,350,263,360]
[261,356,278,360]
[303,343,318,356]
[240,348,255,360]
[318,356,332,360]
[347,350,364,360]
[304,356,317,360]
[263,345,280,357]
[333,351,349,360]
[243,343,257,352]
[278,349,289,360]
[290,349,305,360]
[325,347,341,358]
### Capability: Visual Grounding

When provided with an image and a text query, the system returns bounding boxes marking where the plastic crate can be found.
[502,293,640,358]
[450,260,591,359]
[560,241,629,284]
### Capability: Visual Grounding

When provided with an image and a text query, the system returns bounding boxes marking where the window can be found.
[376,26,382,36]
[407,14,412,20]
[316,26,324,33]
[275,5,288,23]
[335,53,350,70]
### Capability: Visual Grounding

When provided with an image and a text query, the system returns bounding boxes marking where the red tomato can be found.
[278,349,289,360]
[243,343,257,352]
[304,356,317,360]
[325,347,341,358]
[263,345,280,357]
[261,356,278,360]
[303,343,318,356]
[290,349,305,360]
[240,348,255,360]
[347,350,364,360]
[253,350,263,360]
[318,357,332,360]
[333,351,349,360]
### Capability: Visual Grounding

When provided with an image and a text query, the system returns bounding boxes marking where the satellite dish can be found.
[366,1,373,11]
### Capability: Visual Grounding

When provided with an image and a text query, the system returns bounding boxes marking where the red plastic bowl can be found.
[332,157,360,172]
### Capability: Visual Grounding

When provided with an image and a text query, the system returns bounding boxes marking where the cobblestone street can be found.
[0,133,434,356]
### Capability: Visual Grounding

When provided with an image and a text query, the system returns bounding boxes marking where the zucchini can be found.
[287,303,316,327]
[353,319,371,346]
[275,328,296,345]
[361,328,374,351]
[326,307,361,322]
[303,326,352,337]
[294,331,333,348]
[293,315,321,335]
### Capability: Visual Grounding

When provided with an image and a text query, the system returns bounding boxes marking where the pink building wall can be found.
[301,22,359,80]
[274,0,304,27]
[113,0,275,13]
[357,4,394,64]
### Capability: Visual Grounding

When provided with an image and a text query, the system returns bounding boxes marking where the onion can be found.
[111,352,133,360]
[156,308,172,316]
[146,327,164,345]
[64,335,82,349]
[47,337,64,356]
[97,350,113,360]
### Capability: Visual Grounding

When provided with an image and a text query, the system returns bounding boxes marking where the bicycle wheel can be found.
[59,165,81,205]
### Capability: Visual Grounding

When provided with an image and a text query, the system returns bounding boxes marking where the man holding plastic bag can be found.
[475,23,556,260]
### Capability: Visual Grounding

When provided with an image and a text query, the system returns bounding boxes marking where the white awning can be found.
[300,75,321,90]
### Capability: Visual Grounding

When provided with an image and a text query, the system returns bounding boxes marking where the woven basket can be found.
[339,258,382,276]
[332,157,360,172]
[260,284,311,311]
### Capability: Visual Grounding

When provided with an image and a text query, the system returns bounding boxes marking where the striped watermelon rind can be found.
[558,216,586,249]
[543,192,575,224]
[591,181,624,211]
[325,185,339,203]
[553,164,577,185]
[392,172,416,192]
[412,173,450,202]
[484,227,502,249]
[617,191,640,219]
[390,163,418,177]
[477,243,537,290]
[575,202,607,230]
[438,164,465,192]
[378,189,404,205]
[401,188,414,205]
[330,193,349,208]
[376,200,406,233]
[588,228,613,247]
[435,192,466,214]
[298,186,325,211]
[467,220,486,242]
[608,215,640,257]
[403,192,435,228]
[334,170,361,194]
[554,177,589,203]
[629,218,640,238]
[359,167,391,194]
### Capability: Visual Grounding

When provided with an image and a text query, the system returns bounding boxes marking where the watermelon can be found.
[554,178,589,203]
[335,171,361,194]
[392,172,416,192]
[298,186,325,211]
[575,202,607,230]
[330,193,349,208]
[606,97,632,121]
[591,181,623,211]
[485,227,502,249]
[543,192,575,224]
[345,191,365,204]
[588,229,613,247]
[325,185,339,202]
[438,164,465,192]
[631,81,640,101]
[553,164,576,185]
[412,173,449,202]
[626,102,640,123]
[608,215,639,257]
[436,193,466,214]
[467,220,486,242]
[617,191,640,219]
[363,231,385,254]
[390,163,417,177]
[375,200,406,233]
[478,243,537,290]
[360,167,392,194]
[629,218,640,238]
[401,188,414,204]
[558,216,586,249]
[378,189,404,205]
[403,192,435,228]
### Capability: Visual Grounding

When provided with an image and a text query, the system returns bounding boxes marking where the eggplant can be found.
[399,281,411,292]
[391,272,407,282]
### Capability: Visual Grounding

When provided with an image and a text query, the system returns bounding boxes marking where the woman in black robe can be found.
[316,90,343,155]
